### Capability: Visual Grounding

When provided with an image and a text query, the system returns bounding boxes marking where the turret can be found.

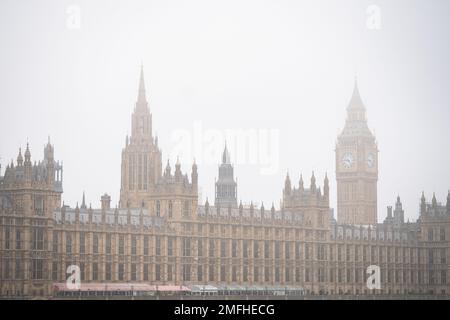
[191,159,198,188]
[16,148,23,166]
[394,195,404,224]
[324,173,329,199]
[45,137,55,186]
[175,157,182,182]
[24,143,32,182]
[387,206,393,219]
[432,192,437,209]
[24,143,31,165]
[164,159,171,177]
[284,172,291,195]
[101,193,111,211]
[310,171,316,193]
[420,192,426,215]
[299,174,304,192]
[205,197,210,214]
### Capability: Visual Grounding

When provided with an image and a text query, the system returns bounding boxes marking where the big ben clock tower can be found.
[336,81,378,225]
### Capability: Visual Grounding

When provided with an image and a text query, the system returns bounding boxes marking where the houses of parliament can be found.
[1,67,449,298]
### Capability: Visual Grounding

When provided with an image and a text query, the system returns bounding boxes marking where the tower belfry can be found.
[335,80,378,225]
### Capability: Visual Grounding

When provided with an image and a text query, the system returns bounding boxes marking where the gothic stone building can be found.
[1,69,449,298]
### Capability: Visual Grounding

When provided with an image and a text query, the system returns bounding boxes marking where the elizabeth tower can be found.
[336,81,378,225]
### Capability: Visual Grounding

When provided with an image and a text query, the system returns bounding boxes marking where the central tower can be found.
[119,66,162,208]
[336,81,378,225]
[214,144,237,209]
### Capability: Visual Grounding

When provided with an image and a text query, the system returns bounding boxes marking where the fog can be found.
[1,0,449,222]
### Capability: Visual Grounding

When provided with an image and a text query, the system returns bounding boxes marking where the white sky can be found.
[1,0,449,222]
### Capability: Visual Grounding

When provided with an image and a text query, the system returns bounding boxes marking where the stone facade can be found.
[1,69,449,298]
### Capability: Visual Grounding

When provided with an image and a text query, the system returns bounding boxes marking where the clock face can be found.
[367,153,375,168]
[342,153,354,169]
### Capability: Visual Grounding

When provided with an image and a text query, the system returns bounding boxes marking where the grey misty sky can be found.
[0,0,449,222]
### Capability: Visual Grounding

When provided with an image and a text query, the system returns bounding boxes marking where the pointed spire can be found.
[324,172,329,197]
[175,156,181,180]
[222,142,230,164]
[310,171,316,191]
[164,159,171,177]
[81,191,87,209]
[45,136,54,161]
[299,173,304,191]
[137,64,147,104]
[432,192,437,208]
[24,143,31,163]
[348,78,365,110]
[284,171,291,194]
[17,148,23,166]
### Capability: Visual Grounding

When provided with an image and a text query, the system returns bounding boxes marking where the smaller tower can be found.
[393,195,404,224]
[299,174,304,192]
[432,192,437,209]
[45,137,55,186]
[214,143,237,208]
[191,159,198,189]
[284,172,291,195]
[175,157,182,182]
[420,192,426,215]
[310,171,316,193]
[24,143,31,165]
[164,160,171,178]
[101,193,111,210]
[324,173,329,201]
[16,148,23,166]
